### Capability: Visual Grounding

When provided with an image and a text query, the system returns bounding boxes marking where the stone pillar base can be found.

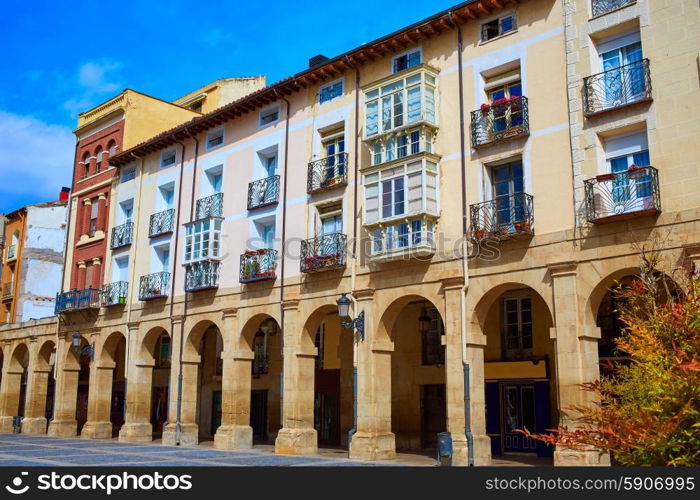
[275,427,317,455]
[348,431,396,461]
[81,421,113,440]
[48,419,77,437]
[554,447,610,466]
[470,434,493,466]
[214,425,253,450]
[118,423,153,443]
[0,416,17,434]
[450,438,469,466]
[20,418,48,435]
[162,423,199,447]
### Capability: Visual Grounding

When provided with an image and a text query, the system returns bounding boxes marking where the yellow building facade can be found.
[1,0,699,467]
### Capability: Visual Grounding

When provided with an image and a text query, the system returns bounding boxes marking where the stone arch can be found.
[36,339,56,372]
[100,331,126,363]
[471,281,554,334]
[377,293,446,345]
[9,342,29,373]
[140,326,170,362]
[184,319,223,362]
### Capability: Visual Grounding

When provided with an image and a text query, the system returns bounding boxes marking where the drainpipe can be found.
[273,89,291,427]
[344,54,361,448]
[449,10,474,467]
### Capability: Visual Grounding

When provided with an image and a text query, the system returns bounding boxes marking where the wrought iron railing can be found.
[470,193,534,241]
[471,96,529,148]
[240,249,277,283]
[138,272,170,300]
[591,0,635,17]
[149,209,175,237]
[2,281,13,299]
[195,193,223,220]
[584,166,660,223]
[583,59,651,116]
[102,281,128,307]
[307,152,348,194]
[300,233,347,273]
[7,244,16,260]
[185,260,220,292]
[110,222,133,249]
[247,175,280,210]
[55,288,102,314]
[369,215,436,259]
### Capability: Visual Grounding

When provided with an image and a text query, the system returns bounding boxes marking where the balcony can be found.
[102,281,128,307]
[471,96,529,148]
[195,193,223,220]
[584,166,660,223]
[583,59,651,116]
[185,260,220,292]
[368,215,436,262]
[307,153,348,194]
[247,175,280,210]
[139,272,170,301]
[149,209,175,237]
[240,249,277,283]
[6,244,16,261]
[110,222,133,249]
[55,289,101,314]
[2,282,13,300]
[591,0,635,18]
[300,233,347,273]
[470,193,534,241]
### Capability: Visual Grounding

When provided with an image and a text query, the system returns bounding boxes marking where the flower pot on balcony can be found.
[244,250,257,257]
[118,296,126,305]
[480,103,491,116]
[596,173,617,182]
[475,229,485,239]
[256,248,269,255]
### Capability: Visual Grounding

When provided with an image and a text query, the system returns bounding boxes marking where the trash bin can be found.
[12,416,22,434]
[436,431,453,466]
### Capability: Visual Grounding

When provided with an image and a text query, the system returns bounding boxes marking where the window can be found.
[81,153,90,179]
[121,166,136,183]
[113,256,129,282]
[189,101,203,113]
[481,14,517,42]
[184,218,222,263]
[207,170,223,194]
[261,223,275,249]
[156,335,171,368]
[599,34,645,106]
[161,149,176,168]
[319,80,343,104]
[364,160,438,224]
[322,135,345,180]
[604,130,652,203]
[491,161,526,227]
[257,146,279,177]
[120,200,134,224]
[89,200,98,237]
[159,183,175,210]
[107,140,118,156]
[259,106,279,127]
[503,297,533,360]
[320,212,342,236]
[154,246,170,273]
[392,48,421,73]
[95,147,103,173]
[371,128,432,165]
[206,129,224,150]
[365,69,436,136]
[421,307,445,365]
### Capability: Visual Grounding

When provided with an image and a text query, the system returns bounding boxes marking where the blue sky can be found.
[0,0,458,214]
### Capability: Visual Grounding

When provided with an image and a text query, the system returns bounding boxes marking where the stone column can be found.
[548,262,609,466]
[81,331,115,439]
[275,299,318,455]
[119,322,153,442]
[91,258,102,289]
[48,333,79,437]
[0,341,21,433]
[465,316,492,465]
[82,199,92,237]
[349,288,396,461]
[162,315,199,446]
[20,337,51,434]
[77,262,87,290]
[215,308,254,450]
[96,193,107,234]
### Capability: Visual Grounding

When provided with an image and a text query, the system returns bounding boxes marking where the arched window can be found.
[107,140,118,156]
[81,152,90,179]
[95,146,103,173]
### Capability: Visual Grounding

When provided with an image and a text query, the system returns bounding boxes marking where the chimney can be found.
[309,54,329,69]
[59,187,70,202]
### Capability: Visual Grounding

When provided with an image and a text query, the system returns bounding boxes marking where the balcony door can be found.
[600,38,644,108]
[488,81,522,133]
[491,162,525,230]
[605,131,652,214]
[323,136,345,180]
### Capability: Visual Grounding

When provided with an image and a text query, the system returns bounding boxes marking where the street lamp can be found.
[336,293,365,341]
[71,332,94,360]
[418,307,431,335]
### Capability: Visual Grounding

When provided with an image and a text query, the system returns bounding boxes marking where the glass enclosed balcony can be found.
[300,233,347,273]
[110,221,133,249]
[185,260,220,292]
[240,249,277,283]
[471,96,529,148]
[368,215,436,262]
[470,193,534,241]
[139,272,170,300]
[584,166,660,223]
[307,153,348,194]
[102,281,128,307]
[247,175,280,210]
[149,209,175,237]
[195,193,223,220]
[583,59,651,116]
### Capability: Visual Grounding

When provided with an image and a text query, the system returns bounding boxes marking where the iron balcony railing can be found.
[149,209,175,237]
[584,166,660,223]
[471,96,529,148]
[307,152,348,194]
[185,260,220,292]
[195,193,223,220]
[583,59,651,116]
[300,233,347,273]
[139,272,170,300]
[102,281,128,307]
[369,215,436,260]
[247,175,280,210]
[110,221,133,249]
[240,249,277,283]
[7,244,16,260]
[470,193,534,241]
[55,288,101,314]
[591,0,635,17]
[2,281,13,299]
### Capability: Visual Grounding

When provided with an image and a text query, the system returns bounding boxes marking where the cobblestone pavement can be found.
[0,434,436,467]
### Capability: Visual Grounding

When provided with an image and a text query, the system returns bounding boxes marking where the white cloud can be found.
[0,110,74,201]
[63,59,123,116]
